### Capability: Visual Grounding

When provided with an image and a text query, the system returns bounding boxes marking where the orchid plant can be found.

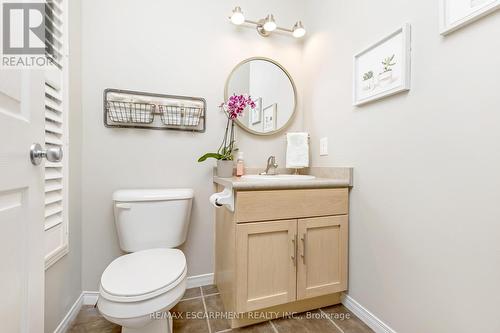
[198,94,256,162]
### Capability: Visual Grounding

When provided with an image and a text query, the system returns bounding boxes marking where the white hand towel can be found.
[286,132,309,169]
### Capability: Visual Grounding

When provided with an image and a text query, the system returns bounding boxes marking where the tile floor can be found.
[69,285,374,333]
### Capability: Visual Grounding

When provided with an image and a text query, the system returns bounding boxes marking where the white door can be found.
[0,68,46,331]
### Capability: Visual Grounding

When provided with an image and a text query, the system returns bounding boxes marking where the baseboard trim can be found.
[80,273,215,306]
[341,293,397,333]
[82,291,100,306]
[55,274,214,331]
[53,293,83,333]
[187,273,214,288]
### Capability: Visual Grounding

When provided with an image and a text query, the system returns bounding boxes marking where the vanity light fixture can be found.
[263,15,277,32]
[230,6,245,25]
[228,7,306,39]
[292,21,306,38]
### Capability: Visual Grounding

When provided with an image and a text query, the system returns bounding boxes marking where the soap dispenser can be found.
[236,152,245,177]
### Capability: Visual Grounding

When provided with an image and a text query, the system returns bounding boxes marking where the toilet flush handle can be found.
[115,203,132,210]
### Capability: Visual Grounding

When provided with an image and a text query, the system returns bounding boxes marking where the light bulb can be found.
[292,21,306,38]
[230,7,245,25]
[263,14,277,32]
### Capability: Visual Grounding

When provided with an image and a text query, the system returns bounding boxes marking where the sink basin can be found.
[241,174,316,181]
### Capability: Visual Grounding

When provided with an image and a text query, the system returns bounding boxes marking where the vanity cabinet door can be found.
[297,215,348,300]
[235,220,297,313]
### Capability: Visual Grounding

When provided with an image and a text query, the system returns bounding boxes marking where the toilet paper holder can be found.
[209,186,234,212]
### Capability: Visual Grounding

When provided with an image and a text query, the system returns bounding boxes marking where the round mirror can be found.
[225,57,297,136]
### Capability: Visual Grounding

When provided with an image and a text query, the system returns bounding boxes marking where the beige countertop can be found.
[213,167,353,191]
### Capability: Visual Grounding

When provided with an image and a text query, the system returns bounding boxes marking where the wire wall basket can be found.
[107,101,155,124]
[159,105,203,127]
[104,88,206,132]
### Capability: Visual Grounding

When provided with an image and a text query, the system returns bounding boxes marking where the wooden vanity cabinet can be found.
[297,215,348,300]
[215,187,349,328]
[235,220,297,312]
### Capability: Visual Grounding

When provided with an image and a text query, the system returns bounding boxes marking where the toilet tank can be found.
[112,189,194,253]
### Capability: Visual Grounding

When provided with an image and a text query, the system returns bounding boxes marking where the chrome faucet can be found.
[260,155,279,175]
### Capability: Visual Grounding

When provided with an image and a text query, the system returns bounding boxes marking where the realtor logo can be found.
[2,2,53,68]
[3,3,45,54]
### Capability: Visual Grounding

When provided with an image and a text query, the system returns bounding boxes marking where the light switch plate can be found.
[320,137,328,156]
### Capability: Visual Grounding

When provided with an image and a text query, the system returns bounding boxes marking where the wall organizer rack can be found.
[103,88,206,132]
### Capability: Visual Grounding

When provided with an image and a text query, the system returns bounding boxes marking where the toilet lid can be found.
[101,248,186,298]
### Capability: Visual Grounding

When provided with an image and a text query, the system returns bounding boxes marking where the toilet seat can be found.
[100,248,186,303]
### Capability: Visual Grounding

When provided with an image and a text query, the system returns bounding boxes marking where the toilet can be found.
[97,188,194,333]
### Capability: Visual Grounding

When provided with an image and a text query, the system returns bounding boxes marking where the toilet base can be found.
[122,314,172,333]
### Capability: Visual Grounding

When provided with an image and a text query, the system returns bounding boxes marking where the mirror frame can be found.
[224,57,298,136]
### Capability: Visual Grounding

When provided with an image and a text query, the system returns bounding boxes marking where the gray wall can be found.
[48,2,500,332]
[80,0,306,291]
[303,1,500,332]
[44,0,83,331]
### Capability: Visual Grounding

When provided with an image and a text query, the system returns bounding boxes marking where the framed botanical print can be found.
[353,24,412,106]
[440,0,500,35]
[262,104,277,132]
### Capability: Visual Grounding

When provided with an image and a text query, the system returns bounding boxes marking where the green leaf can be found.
[198,153,224,162]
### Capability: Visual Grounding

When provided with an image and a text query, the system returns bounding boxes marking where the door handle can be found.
[291,234,297,265]
[30,143,63,165]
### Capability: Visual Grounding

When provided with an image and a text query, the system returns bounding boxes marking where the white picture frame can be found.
[251,97,262,125]
[353,23,412,107]
[439,0,500,35]
[262,104,277,132]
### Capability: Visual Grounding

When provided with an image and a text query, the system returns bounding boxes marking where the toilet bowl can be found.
[97,189,194,333]
[98,248,187,333]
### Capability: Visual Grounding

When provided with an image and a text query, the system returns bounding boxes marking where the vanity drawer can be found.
[235,188,348,223]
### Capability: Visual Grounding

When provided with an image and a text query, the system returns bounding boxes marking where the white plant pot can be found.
[362,78,374,90]
[217,160,234,178]
[378,71,392,82]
